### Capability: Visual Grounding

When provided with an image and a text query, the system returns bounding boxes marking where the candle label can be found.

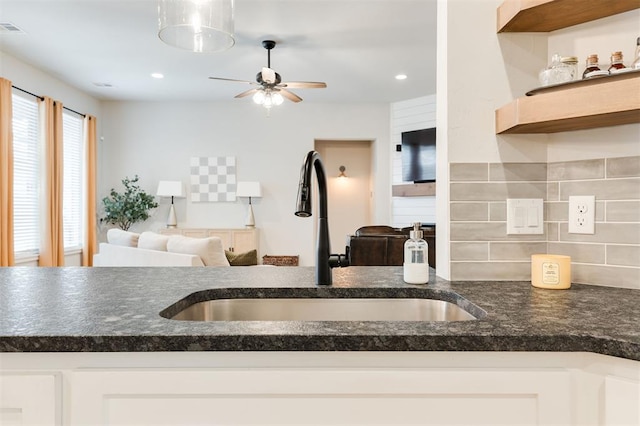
[542,262,560,285]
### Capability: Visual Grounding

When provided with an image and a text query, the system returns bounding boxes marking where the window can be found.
[63,112,84,250]
[12,92,40,256]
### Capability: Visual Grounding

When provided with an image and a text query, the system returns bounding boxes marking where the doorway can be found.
[315,140,373,253]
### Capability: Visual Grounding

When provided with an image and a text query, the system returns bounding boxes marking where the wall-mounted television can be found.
[401,127,436,183]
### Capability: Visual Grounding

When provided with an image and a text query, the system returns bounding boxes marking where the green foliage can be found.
[101,176,158,231]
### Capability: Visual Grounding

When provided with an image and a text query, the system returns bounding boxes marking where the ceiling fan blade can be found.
[261,67,277,84]
[280,81,327,89]
[279,89,303,103]
[235,88,259,99]
[209,77,256,85]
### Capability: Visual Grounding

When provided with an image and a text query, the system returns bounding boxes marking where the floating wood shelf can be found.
[497,0,640,33]
[392,183,436,197]
[496,73,640,134]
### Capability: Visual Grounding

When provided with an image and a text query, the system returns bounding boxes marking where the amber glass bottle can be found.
[582,54,601,78]
[608,51,625,71]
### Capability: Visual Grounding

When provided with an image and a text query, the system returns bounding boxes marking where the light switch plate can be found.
[506,198,544,235]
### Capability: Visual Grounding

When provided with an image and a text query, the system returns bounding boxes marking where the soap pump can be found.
[403,222,429,284]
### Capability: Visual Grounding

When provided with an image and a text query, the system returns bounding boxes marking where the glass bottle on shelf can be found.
[403,222,429,285]
[560,56,578,81]
[582,54,601,79]
[632,37,640,70]
[608,51,626,72]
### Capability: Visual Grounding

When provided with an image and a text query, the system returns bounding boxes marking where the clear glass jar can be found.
[560,56,578,81]
[539,53,575,86]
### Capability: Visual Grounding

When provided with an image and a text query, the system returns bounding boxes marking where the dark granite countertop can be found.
[0,266,638,360]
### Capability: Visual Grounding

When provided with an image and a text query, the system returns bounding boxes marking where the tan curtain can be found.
[0,78,15,266]
[39,97,65,266]
[82,115,97,266]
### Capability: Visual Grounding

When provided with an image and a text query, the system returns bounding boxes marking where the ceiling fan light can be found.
[263,94,274,108]
[272,92,284,105]
[158,0,235,53]
[252,90,265,104]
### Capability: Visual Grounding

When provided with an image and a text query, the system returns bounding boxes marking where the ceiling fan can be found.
[208,40,327,108]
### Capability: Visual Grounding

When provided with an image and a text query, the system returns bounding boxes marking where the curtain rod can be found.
[12,85,87,117]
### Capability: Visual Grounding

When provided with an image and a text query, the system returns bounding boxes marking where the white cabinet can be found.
[604,375,640,426]
[160,228,258,253]
[71,368,570,425]
[0,373,59,426]
[1,352,638,426]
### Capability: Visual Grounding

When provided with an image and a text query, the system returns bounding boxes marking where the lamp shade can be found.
[236,181,262,198]
[158,0,235,53]
[156,181,185,197]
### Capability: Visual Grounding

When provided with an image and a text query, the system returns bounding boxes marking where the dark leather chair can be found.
[347,225,436,267]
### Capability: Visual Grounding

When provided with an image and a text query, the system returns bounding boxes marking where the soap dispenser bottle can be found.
[403,222,429,284]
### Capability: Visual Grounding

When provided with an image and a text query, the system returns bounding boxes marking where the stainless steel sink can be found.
[168,298,478,322]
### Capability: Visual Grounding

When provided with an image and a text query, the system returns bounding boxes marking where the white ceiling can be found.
[0,0,437,104]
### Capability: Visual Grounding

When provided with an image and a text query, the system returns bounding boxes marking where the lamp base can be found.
[166,204,178,228]
[245,204,256,228]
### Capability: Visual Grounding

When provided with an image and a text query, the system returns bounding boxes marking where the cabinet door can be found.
[206,230,232,251]
[180,229,208,238]
[0,374,58,426]
[604,375,640,425]
[71,368,570,425]
[231,229,257,253]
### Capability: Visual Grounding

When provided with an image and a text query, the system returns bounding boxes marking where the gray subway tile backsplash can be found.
[607,156,640,178]
[489,163,547,181]
[450,163,488,181]
[448,156,640,288]
[547,159,605,181]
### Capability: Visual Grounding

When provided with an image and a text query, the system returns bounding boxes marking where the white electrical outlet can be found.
[568,195,595,234]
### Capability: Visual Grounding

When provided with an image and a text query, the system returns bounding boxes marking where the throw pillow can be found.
[225,249,258,266]
[106,228,139,247]
[138,231,170,251]
[167,235,230,267]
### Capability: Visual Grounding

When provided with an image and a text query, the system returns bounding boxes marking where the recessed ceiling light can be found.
[151,73,164,79]
[395,74,408,80]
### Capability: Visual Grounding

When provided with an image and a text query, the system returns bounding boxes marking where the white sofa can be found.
[93,243,205,267]
[93,229,233,267]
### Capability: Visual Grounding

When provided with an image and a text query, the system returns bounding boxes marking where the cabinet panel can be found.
[0,374,59,426]
[604,375,640,425]
[71,368,570,425]
[206,230,232,251]
[232,229,258,253]
[159,228,258,253]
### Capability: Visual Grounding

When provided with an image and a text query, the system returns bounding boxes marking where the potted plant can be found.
[101,175,158,231]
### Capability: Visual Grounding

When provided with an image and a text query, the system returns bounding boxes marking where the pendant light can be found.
[158,0,235,53]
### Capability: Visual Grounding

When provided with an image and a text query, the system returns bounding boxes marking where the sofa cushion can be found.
[106,229,139,247]
[167,235,230,267]
[138,231,170,251]
[225,249,258,266]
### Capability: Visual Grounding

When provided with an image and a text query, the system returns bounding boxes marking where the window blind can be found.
[63,111,83,250]
[12,93,40,255]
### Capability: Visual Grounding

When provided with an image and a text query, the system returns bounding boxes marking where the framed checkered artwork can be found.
[190,156,237,202]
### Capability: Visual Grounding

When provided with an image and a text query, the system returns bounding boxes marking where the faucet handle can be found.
[329,248,350,268]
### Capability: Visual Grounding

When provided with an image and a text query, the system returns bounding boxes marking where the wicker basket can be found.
[262,255,299,266]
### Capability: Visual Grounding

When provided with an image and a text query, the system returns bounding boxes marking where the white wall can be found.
[100,100,391,266]
[1,51,102,119]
